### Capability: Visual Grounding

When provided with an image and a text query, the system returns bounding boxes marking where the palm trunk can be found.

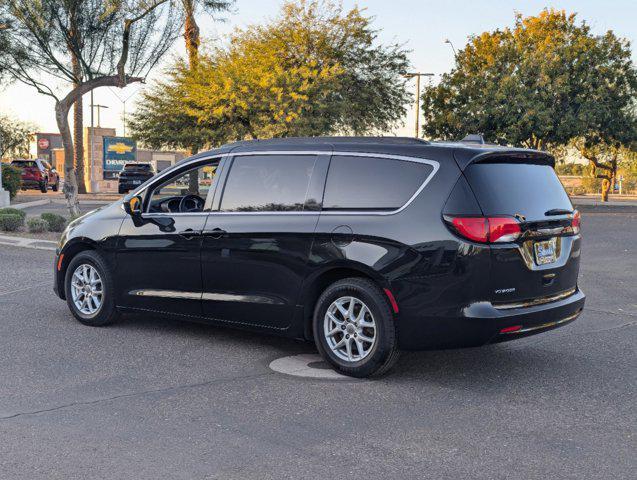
[183,0,200,69]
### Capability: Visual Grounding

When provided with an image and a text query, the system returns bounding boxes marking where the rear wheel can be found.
[313,278,399,378]
[39,180,48,193]
[64,251,119,327]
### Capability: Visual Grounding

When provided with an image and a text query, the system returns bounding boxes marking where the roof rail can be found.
[225,136,430,147]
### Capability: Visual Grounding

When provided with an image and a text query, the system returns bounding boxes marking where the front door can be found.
[116,158,223,316]
[200,153,328,329]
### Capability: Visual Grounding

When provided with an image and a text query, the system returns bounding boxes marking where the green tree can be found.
[130,0,411,149]
[0,114,33,160]
[421,9,637,156]
[0,0,182,214]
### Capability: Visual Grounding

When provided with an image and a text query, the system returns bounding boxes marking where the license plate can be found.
[534,238,557,265]
[132,180,141,185]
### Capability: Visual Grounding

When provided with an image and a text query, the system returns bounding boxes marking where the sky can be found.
[1,0,635,139]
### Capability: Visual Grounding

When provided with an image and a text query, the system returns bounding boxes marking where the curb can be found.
[0,234,57,251]
[10,199,52,210]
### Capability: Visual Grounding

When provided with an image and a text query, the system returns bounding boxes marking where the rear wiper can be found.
[545,208,573,216]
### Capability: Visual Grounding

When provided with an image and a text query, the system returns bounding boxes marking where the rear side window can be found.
[220,155,316,212]
[464,163,572,220]
[323,155,434,210]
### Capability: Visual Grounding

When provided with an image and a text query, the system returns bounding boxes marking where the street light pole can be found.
[90,103,109,128]
[404,72,434,138]
[444,39,457,59]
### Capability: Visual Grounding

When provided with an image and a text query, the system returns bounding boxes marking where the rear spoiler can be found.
[453,148,555,171]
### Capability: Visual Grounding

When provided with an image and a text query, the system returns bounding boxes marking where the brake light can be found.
[572,210,580,234]
[450,217,488,242]
[447,216,521,243]
[488,217,522,242]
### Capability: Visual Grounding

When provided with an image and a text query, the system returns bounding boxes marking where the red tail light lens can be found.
[488,217,522,242]
[450,217,488,242]
[447,216,521,243]
[572,210,580,233]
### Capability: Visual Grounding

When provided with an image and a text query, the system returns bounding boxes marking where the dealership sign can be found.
[103,136,136,180]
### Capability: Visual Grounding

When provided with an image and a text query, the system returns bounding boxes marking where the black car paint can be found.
[54,138,585,350]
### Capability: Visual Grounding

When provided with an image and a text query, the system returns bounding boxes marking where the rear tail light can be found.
[572,210,580,234]
[446,216,521,243]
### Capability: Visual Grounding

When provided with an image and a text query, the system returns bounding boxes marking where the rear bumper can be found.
[21,179,43,188]
[398,288,585,350]
[118,182,143,191]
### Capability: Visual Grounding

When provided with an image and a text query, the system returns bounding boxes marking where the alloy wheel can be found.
[323,296,377,362]
[70,264,103,316]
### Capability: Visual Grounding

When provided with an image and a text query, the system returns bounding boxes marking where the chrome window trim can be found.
[135,150,440,217]
[138,155,225,217]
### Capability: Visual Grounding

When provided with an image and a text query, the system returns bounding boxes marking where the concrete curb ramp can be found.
[0,234,57,251]
[10,199,52,210]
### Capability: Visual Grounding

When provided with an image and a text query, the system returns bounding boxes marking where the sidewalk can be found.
[570,195,637,207]
[0,234,57,251]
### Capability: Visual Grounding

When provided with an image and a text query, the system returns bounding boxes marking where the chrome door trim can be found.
[134,150,439,217]
[129,289,201,300]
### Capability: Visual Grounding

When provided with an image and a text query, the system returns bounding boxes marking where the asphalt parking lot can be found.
[0,205,635,479]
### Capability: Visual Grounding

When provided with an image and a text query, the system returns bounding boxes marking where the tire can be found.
[40,180,48,193]
[313,277,400,378]
[52,180,59,192]
[64,250,119,327]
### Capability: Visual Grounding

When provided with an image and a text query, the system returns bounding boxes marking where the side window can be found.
[220,155,317,212]
[146,160,219,213]
[323,155,434,210]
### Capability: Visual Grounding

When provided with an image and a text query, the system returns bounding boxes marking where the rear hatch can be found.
[461,155,581,306]
[12,161,42,182]
[119,164,154,184]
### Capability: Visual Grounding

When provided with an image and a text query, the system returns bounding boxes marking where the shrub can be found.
[40,212,67,232]
[0,207,26,222]
[581,177,602,194]
[0,213,23,231]
[27,217,48,233]
[1,164,22,199]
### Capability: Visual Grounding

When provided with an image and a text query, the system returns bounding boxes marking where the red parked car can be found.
[11,159,60,193]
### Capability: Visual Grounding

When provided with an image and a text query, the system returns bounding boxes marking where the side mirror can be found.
[124,195,143,217]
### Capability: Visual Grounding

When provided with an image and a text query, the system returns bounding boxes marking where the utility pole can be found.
[404,72,434,138]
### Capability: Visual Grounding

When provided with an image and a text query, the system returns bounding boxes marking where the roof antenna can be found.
[460,134,485,144]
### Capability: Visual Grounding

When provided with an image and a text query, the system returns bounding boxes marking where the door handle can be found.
[178,228,201,239]
[203,227,227,239]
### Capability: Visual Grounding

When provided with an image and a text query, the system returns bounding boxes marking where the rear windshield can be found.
[464,162,572,220]
[12,160,38,169]
[123,164,152,172]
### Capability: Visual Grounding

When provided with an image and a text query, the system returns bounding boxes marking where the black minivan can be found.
[54,137,584,377]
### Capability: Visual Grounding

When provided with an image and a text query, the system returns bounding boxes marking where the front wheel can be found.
[52,180,59,192]
[313,278,400,378]
[64,250,119,326]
